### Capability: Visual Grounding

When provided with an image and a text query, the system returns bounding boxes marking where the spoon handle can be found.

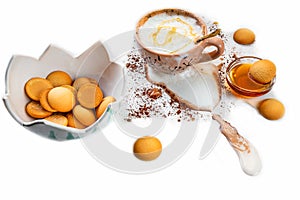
[212,114,262,176]
[194,29,221,44]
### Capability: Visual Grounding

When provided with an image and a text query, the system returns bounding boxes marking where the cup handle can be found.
[198,37,224,62]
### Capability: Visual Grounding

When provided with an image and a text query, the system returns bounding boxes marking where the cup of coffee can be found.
[135,8,224,74]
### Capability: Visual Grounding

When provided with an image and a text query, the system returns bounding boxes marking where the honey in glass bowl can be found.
[226,56,275,97]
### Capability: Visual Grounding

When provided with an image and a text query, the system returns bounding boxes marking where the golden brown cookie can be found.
[249,59,276,84]
[47,86,76,112]
[96,96,116,118]
[66,112,87,129]
[258,98,285,120]
[88,78,98,85]
[72,105,96,126]
[61,85,77,96]
[45,114,68,126]
[72,77,91,90]
[77,83,103,109]
[39,89,57,112]
[233,28,255,45]
[25,77,53,101]
[26,101,53,119]
[133,136,162,161]
[46,70,72,87]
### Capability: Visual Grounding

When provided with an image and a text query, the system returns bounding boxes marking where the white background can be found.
[0,0,299,199]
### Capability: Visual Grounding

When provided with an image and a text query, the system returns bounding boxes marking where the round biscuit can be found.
[39,89,57,112]
[233,28,255,45]
[48,86,76,112]
[72,105,96,126]
[133,136,162,161]
[26,101,53,119]
[25,77,53,101]
[96,96,116,118]
[45,114,68,126]
[46,70,72,87]
[66,112,87,129]
[72,77,91,90]
[249,59,276,84]
[61,85,77,96]
[77,83,103,109]
[258,98,285,120]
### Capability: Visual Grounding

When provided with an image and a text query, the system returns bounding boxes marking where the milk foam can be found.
[138,13,202,54]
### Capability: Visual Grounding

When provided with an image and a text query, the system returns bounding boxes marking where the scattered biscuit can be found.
[233,28,255,45]
[133,136,162,161]
[258,98,285,120]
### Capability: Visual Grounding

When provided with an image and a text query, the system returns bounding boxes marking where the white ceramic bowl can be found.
[3,41,124,141]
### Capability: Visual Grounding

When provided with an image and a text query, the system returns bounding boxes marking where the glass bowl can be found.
[226,56,275,97]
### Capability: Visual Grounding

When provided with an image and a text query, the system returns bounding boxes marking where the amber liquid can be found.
[228,63,272,97]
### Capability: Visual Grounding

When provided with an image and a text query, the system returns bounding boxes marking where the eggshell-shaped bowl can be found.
[3,41,124,141]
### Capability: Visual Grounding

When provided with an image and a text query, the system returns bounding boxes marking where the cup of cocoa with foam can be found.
[135,8,225,74]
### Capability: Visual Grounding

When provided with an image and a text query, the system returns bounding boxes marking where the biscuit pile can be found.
[24,70,115,129]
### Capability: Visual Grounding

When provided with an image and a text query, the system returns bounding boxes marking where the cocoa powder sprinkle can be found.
[117,49,210,122]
